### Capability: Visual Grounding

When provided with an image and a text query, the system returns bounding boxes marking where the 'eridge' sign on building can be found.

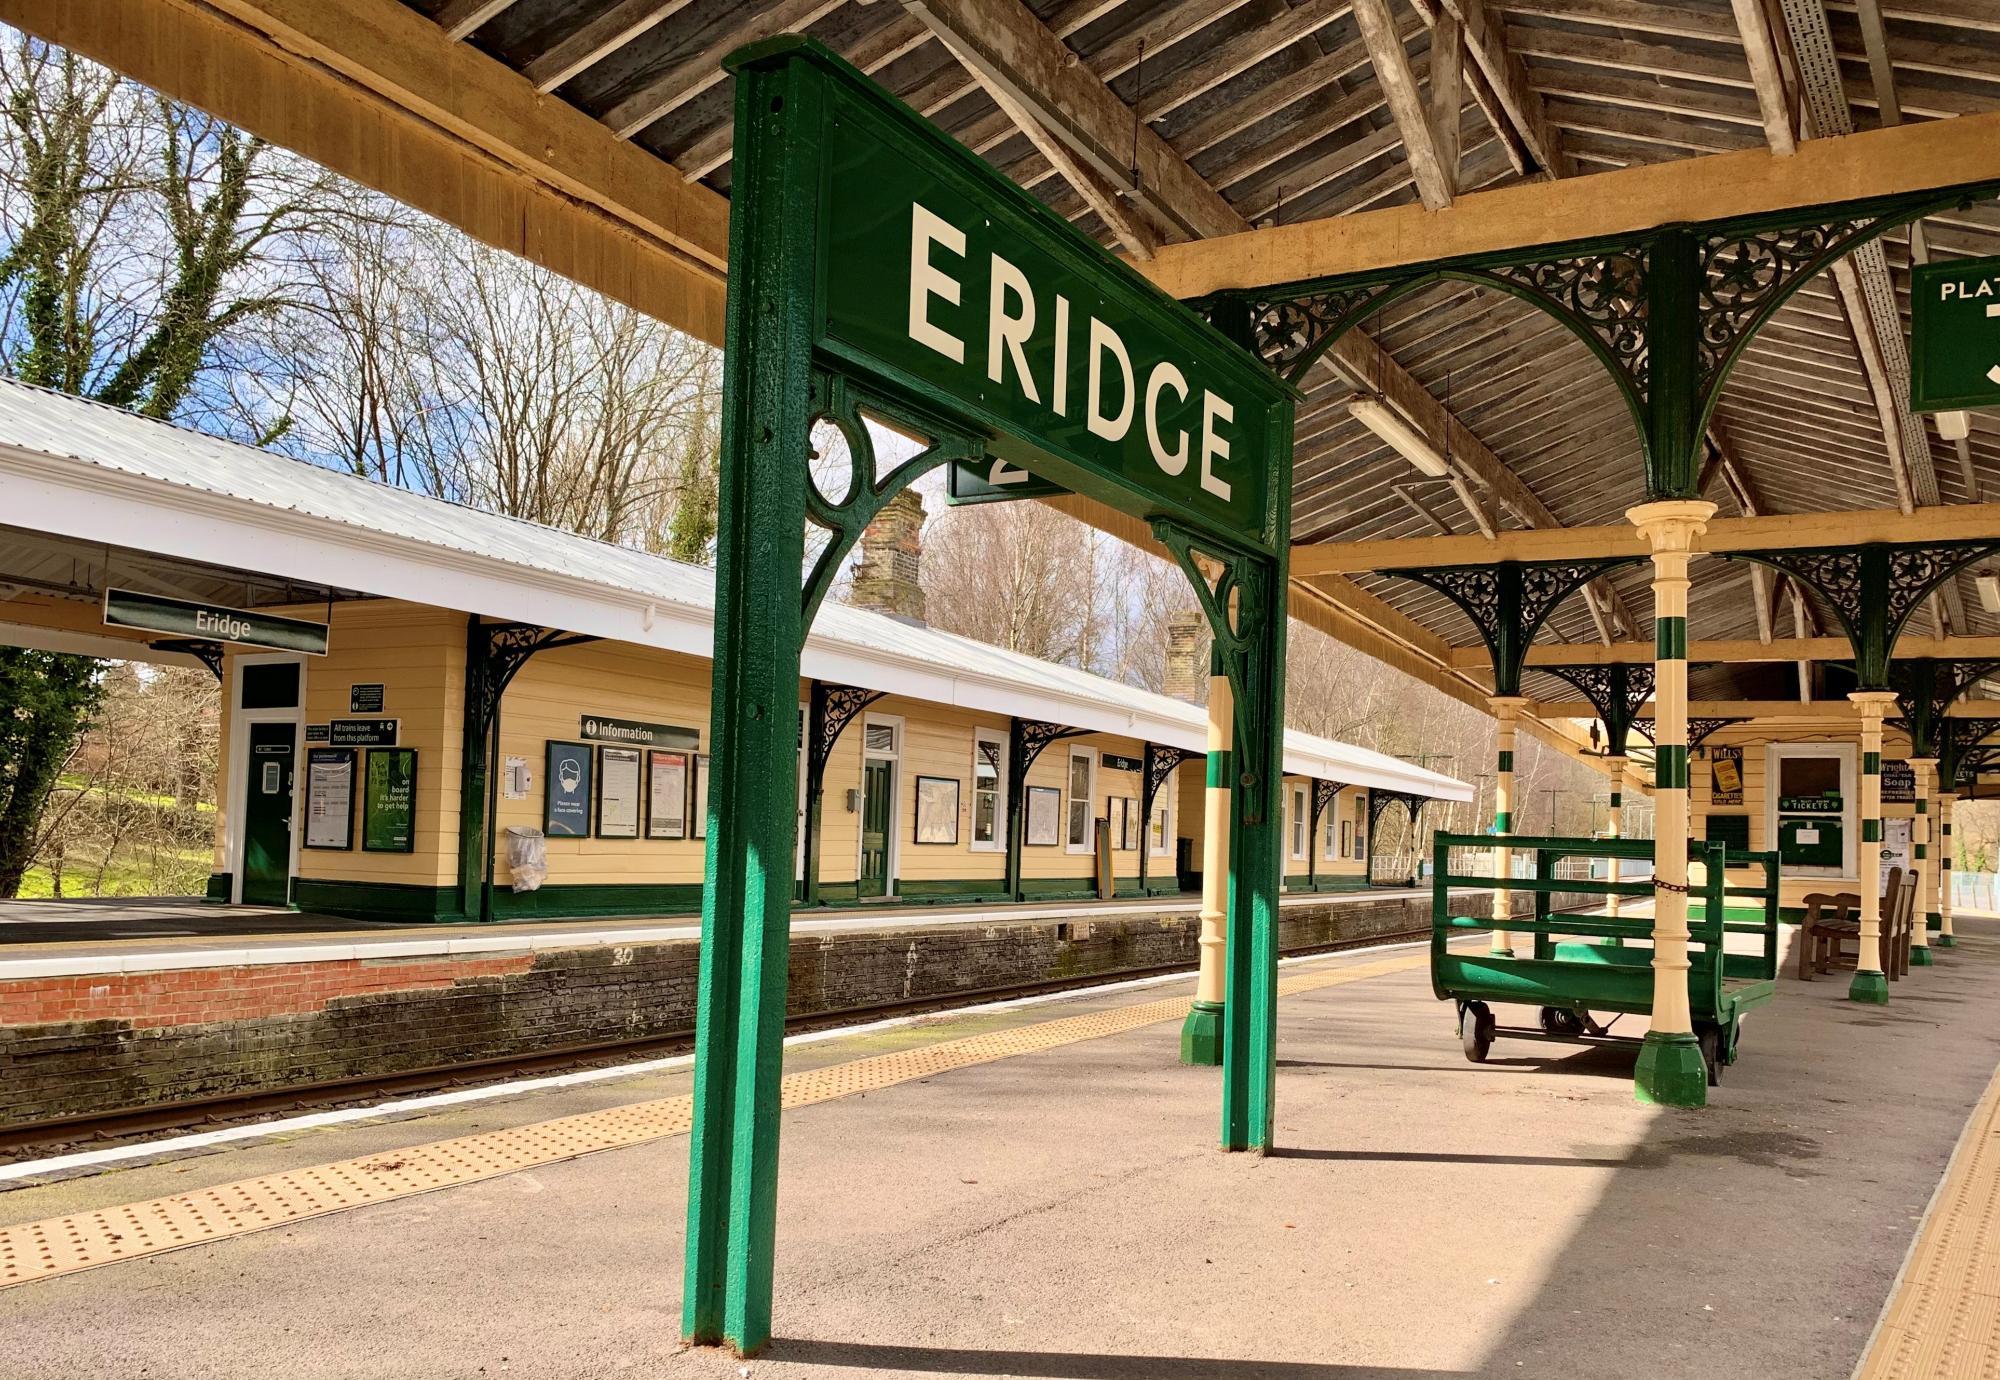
[817,100,1291,556]
[103,588,329,655]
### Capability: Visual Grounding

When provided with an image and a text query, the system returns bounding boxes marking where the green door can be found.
[859,757,893,899]
[242,722,295,906]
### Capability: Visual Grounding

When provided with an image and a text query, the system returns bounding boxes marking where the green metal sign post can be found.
[685,36,1294,1356]
[1911,254,2000,412]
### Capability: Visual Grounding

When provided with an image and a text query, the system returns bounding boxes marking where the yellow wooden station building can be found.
[0,381,1468,925]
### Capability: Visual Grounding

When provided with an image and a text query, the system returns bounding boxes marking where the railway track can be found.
[0,926,1430,1161]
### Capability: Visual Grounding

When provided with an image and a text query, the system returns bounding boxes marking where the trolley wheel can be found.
[1538,1007,1585,1037]
[1697,1025,1723,1087]
[1462,1002,1496,1063]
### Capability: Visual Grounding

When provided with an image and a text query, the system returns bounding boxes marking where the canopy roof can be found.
[406,0,2000,705]
[0,380,1470,802]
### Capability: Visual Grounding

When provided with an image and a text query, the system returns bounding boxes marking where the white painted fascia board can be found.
[0,448,716,658]
[0,619,205,668]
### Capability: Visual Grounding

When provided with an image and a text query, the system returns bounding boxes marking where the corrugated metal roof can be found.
[0,381,1470,801]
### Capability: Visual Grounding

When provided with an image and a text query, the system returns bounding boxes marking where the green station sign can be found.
[945,456,1067,506]
[1911,254,2000,412]
[103,588,328,655]
[814,71,1292,555]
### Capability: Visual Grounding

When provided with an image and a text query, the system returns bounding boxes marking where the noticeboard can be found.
[545,740,593,838]
[304,748,355,850]
[597,746,642,840]
[361,748,417,853]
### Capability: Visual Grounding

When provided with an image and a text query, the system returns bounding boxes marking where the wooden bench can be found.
[1431,836,1780,1085]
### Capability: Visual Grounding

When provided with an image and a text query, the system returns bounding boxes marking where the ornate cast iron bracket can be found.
[470,622,598,741]
[1540,662,1654,758]
[151,639,226,681]
[806,682,886,795]
[802,370,983,623]
[1940,717,2000,791]
[1383,559,1644,697]
[1367,788,1424,843]
[1011,718,1088,787]
[1725,543,2000,688]
[1151,521,1282,826]
[1629,716,1741,751]
[1891,659,2000,758]
[1142,743,1197,829]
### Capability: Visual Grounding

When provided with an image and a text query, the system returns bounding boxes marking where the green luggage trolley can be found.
[1430,835,1781,1085]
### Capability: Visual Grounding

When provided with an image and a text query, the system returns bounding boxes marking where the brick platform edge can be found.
[0,890,1550,1127]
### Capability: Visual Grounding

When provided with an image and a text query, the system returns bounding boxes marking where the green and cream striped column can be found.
[1849,690,1898,1004]
[1181,664,1233,1065]
[1938,790,1957,947]
[1629,500,1714,1109]
[1910,757,1936,967]
[1490,695,1531,954]
[1605,755,1628,928]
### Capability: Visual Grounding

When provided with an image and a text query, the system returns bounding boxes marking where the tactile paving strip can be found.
[1856,1058,2000,1379]
[0,950,1423,1288]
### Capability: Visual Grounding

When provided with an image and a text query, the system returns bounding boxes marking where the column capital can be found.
[1908,757,1939,770]
[1488,695,1533,715]
[1848,689,1900,714]
[1626,500,1718,552]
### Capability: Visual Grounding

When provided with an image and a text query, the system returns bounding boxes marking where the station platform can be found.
[3,923,1998,1379]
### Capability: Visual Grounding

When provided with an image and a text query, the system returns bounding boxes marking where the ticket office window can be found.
[1768,745,1855,878]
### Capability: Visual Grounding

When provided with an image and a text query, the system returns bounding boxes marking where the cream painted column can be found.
[1489,696,1531,954]
[1180,665,1232,1065]
[1910,757,1935,967]
[1628,500,1714,1108]
[1848,690,1898,1004]
[1604,755,1628,927]
[1938,789,1958,947]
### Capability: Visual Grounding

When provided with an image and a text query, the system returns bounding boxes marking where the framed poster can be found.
[545,740,593,838]
[648,750,689,839]
[1026,785,1061,845]
[692,754,710,839]
[1709,745,1743,805]
[303,748,355,851]
[597,746,642,839]
[361,747,417,853]
[1117,797,1141,851]
[915,776,959,844]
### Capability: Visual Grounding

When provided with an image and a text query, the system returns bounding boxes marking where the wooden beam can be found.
[521,0,701,93]
[1293,501,2000,575]
[1353,0,1454,210]
[4,0,731,346]
[1136,108,2000,298]
[599,0,847,139]
[434,0,520,41]
[1470,636,2000,669]
[1536,698,2000,721]
[1730,0,1798,156]
[1439,0,1571,177]
[1427,6,1464,197]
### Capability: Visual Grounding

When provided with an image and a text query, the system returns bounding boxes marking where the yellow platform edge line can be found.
[0,950,1425,1289]
[1853,1050,2000,1380]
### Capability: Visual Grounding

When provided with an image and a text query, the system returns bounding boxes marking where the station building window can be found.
[1765,743,1854,879]
[240,661,300,709]
[1066,748,1096,854]
[971,729,1005,852]
[1289,783,1308,861]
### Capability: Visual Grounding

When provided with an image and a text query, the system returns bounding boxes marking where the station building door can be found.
[242,722,295,905]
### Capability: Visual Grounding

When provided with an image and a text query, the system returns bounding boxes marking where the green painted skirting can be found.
[293,878,462,923]
[204,872,232,904]
[1939,933,1957,948]
[1911,946,1935,966]
[493,882,703,920]
[1180,1000,1224,1067]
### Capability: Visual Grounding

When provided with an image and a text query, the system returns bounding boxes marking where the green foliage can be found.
[0,649,102,896]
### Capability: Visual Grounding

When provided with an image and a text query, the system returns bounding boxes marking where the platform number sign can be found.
[1911,254,2000,412]
[944,455,1067,506]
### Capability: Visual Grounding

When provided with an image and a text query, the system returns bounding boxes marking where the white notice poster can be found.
[305,749,355,850]
[648,751,688,839]
[597,746,642,839]
[504,755,531,800]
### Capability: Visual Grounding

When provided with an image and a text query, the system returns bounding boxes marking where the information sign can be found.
[349,684,385,714]
[1911,254,2000,412]
[361,748,417,853]
[580,715,700,750]
[330,719,397,747]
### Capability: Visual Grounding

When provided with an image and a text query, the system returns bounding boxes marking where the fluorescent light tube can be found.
[1349,395,1449,477]
[1978,572,2000,613]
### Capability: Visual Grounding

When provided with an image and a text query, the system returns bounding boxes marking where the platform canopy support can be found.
[1181,653,1233,1067]
[682,39,1294,1356]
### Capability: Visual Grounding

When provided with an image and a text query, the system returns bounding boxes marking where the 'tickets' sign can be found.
[103,588,328,655]
[816,79,1292,555]
[1911,254,2000,412]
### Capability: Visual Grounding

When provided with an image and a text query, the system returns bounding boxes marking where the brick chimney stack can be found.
[1163,610,1208,704]
[849,488,928,624]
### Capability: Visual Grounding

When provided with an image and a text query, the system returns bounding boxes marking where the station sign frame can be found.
[1911,253,2000,412]
[102,588,328,655]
